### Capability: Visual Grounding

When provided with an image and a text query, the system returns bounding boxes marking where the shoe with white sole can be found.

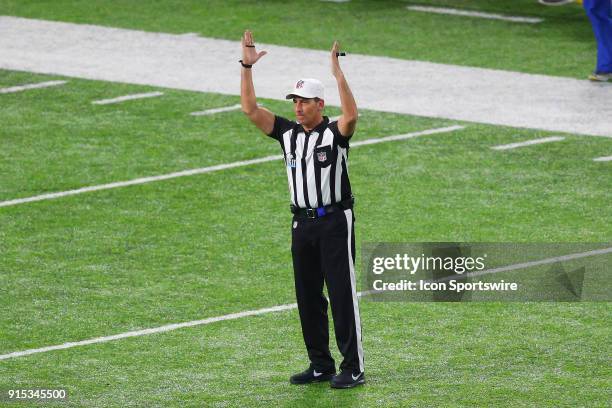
[588,72,612,82]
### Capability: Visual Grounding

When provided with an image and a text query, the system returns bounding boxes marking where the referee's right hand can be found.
[242,30,267,65]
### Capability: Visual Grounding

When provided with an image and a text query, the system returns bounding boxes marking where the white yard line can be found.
[92,91,163,105]
[0,125,464,208]
[593,155,612,162]
[1,17,610,137]
[406,5,543,24]
[0,155,280,208]
[1,246,608,361]
[352,125,463,147]
[0,80,67,94]
[491,136,565,150]
[436,246,612,283]
[190,104,242,116]
[0,303,299,361]
[329,113,360,122]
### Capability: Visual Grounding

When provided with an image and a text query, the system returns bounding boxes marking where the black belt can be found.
[291,198,354,219]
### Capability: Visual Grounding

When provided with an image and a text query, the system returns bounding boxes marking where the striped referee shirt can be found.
[268,115,353,209]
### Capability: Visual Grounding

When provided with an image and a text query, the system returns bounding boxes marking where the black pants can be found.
[291,208,364,373]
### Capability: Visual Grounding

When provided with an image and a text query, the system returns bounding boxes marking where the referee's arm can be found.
[331,41,358,138]
[240,30,275,135]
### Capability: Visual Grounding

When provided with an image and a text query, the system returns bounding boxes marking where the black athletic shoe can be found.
[330,370,365,389]
[289,365,336,384]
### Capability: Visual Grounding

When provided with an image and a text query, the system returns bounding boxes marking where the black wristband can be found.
[245,45,255,48]
[239,60,253,68]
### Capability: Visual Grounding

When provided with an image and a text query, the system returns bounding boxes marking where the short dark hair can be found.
[292,97,321,103]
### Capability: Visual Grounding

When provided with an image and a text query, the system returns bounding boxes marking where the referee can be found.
[239,30,364,389]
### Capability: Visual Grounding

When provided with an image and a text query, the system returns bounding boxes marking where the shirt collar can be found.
[298,116,329,135]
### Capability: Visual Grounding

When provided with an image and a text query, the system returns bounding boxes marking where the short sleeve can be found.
[267,115,295,141]
[328,120,353,148]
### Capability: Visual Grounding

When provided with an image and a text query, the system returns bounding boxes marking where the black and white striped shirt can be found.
[268,116,353,209]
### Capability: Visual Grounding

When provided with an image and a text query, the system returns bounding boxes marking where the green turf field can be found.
[1,1,611,407]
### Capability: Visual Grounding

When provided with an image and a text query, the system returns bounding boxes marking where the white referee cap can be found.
[285,78,324,100]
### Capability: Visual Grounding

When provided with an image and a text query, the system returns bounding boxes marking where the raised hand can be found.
[331,40,343,78]
[242,30,267,65]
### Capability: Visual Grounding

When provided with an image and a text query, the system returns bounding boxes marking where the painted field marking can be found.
[491,136,565,150]
[190,104,242,116]
[1,245,608,361]
[0,125,464,208]
[440,246,612,282]
[352,125,463,147]
[92,91,164,105]
[593,156,612,162]
[0,303,299,361]
[0,155,280,208]
[406,5,543,24]
[0,80,67,94]
[329,113,361,122]
[2,16,611,137]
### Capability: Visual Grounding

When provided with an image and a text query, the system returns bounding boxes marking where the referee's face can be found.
[293,97,324,129]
